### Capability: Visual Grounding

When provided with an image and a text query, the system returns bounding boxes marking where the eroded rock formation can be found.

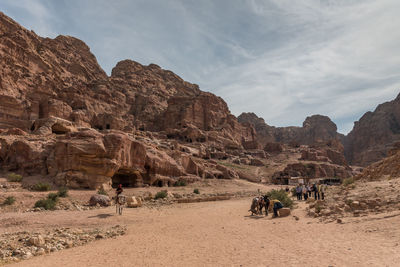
[344,93,400,166]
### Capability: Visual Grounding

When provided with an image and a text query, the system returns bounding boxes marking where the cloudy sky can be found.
[1,0,400,134]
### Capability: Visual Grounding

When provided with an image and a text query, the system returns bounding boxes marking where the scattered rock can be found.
[89,194,111,207]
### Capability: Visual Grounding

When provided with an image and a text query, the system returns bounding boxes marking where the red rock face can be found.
[0,12,256,145]
[0,12,258,188]
[238,113,343,146]
[344,93,400,166]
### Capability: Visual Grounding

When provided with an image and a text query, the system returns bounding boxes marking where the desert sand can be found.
[4,196,400,267]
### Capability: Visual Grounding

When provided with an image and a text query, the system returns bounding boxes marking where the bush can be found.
[193,188,200,194]
[4,196,16,205]
[173,180,187,187]
[155,191,168,199]
[342,177,354,186]
[266,189,294,209]
[34,198,57,210]
[47,193,59,201]
[7,173,23,182]
[57,187,68,197]
[291,187,297,197]
[315,203,323,213]
[97,188,108,196]
[32,182,51,192]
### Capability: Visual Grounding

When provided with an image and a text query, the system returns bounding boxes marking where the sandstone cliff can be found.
[0,12,257,189]
[344,93,400,166]
[238,112,344,146]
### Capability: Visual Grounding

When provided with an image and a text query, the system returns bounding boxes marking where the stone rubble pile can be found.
[0,225,126,264]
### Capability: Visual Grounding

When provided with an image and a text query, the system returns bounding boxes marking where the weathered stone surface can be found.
[126,196,142,208]
[272,162,352,182]
[263,142,283,153]
[29,235,45,247]
[344,93,400,166]
[278,208,291,217]
[239,113,343,147]
[89,194,110,206]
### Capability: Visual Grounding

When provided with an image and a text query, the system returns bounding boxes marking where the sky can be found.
[1,0,400,134]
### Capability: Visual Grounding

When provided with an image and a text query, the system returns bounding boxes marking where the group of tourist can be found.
[295,183,325,201]
[249,195,283,218]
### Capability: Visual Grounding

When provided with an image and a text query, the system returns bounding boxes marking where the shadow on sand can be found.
[88,213,114,219]
[243,215,267,220]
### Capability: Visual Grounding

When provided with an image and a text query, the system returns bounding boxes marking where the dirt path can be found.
[6,198,400,267]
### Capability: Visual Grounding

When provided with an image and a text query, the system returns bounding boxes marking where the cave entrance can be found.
[111,169,142,188]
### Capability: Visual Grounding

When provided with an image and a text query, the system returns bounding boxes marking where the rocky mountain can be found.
[238,112,344,147]
[0,12,256,147]
[239,91,400,168]
[0,12,260,189]
[354,143,400,181]
[344,93,400,166]
[1,11,398,189]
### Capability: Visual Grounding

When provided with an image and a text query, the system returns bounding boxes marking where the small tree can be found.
[57,187,69,197]
[97,188,108,196]
[3,196,16,205]
[155,191,168,199]
[32,182,51,191]
[7,173,23,182]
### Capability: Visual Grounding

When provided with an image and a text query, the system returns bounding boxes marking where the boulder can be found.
[89,194,110,206]
[278,208,291,217]
[29,235,45,247]
[250,158,264,166]
[126,196,142,208]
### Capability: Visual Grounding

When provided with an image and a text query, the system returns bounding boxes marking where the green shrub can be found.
[7,173,23,182]
[173,180,187,187]
[193,188,200,194]
[155,191,168,199]
[97,188,108,196]
[47,193,59,201]
[34,198,57,210]
[291,187,297,197]
[315,203,323,213]
[266,189,294,209]
[4,196,16,205]
[32,182,51,192]
[342,177,354,187]
[57,187,68,198]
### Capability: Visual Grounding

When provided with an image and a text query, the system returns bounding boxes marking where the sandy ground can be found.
[4,197,400,267]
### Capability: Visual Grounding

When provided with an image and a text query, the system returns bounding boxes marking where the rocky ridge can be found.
[345,93,400,166]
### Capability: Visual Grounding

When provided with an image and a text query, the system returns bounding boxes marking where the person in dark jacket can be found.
[271,199,283,218]
[263,195,270,215]
[116,184,123,196]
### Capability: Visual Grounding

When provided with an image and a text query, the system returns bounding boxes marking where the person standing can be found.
[296,184,302,200]
[315,183,321,200]
[307,184,312,197]
[263,195,270,216]
[312,183,318,199]
[320,183,325,200]
[302,184,308,201]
